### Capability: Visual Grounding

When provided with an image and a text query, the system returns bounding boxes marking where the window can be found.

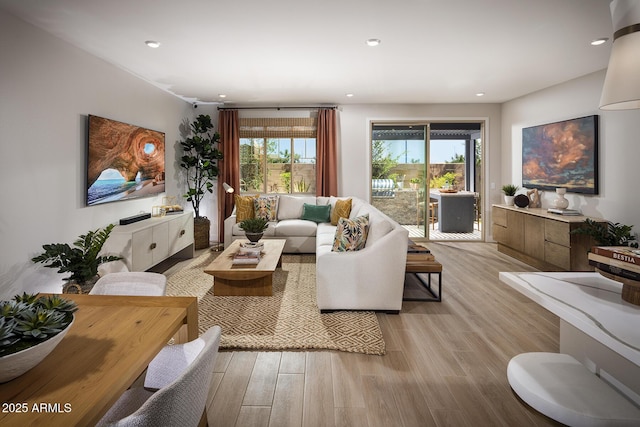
[239,118,316,194]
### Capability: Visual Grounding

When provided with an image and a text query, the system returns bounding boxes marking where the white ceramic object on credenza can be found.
[554,188,569,209]
[504,195,515,206]
[0,317,74,383]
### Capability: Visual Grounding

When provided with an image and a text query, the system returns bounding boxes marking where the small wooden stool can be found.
[404,254,442,302]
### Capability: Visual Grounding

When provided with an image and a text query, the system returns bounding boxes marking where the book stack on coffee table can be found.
[588,246,640,305]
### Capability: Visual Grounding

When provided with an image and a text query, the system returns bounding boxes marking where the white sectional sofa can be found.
[224,195,409,312]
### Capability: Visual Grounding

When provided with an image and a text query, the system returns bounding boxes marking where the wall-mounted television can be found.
[522,115,598,194]
[87,115,165,206]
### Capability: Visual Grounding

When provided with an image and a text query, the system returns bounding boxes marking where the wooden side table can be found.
[404,245,442,302]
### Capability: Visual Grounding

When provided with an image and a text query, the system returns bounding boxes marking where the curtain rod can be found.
[217,106,337,111]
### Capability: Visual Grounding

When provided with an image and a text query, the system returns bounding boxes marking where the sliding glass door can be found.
[370,121,484,241]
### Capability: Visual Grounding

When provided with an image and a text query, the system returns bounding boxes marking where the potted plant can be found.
[31,224,121,294]
[0,293,78,382]
[410,177,422,190]
[502,184,519,206]
[570,219,634,246]
[179,114,223,249]
[238,217,269,242]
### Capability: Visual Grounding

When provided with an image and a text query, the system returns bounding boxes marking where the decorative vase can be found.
[504,195,515,206]
[554,188,569,209]
[193,217,211,250]
[245,232,264,243]
[0,316,74,383]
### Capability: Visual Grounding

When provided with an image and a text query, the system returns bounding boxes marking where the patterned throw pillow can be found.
[235,194,259,222]
[331,214,369,252]
[254,196,278,221]
[331,198,352,225]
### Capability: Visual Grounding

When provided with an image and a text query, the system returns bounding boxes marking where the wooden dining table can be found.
[0,293,198,427]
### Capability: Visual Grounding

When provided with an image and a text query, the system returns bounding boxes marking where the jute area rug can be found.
[166,251,386,355]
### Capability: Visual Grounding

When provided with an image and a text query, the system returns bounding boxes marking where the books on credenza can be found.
[547,208,582,216]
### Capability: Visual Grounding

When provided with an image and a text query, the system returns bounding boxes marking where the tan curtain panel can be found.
[239,117,317,138]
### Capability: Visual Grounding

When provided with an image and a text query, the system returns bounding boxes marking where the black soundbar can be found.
[119,213,151,225]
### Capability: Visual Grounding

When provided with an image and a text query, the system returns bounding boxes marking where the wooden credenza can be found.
[492,205,603,271]
[104,213,194,271]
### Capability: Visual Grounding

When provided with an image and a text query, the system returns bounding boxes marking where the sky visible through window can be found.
[385,139,466,163]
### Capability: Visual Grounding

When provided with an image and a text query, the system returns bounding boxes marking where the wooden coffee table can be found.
[204,239,286,296]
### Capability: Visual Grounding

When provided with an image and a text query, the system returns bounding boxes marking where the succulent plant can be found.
[0,293,77,357]
[38,295,79,314]
[0,317,17,347]
[239,217,269,233]
[14,307,67,339]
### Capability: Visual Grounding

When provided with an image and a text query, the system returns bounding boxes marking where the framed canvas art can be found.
[522,115,598,194]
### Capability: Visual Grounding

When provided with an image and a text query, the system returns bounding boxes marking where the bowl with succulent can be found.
[238,217,269,242]
[0,293,78,383]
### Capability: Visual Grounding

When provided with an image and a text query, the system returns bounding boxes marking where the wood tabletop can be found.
[0,294,198,427]
[204,239,286,281]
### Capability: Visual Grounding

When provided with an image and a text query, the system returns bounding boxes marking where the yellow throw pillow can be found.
[331,198,352,226]
[235,194,259,222]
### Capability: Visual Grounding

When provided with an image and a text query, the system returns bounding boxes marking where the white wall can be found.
[0,10,203,298]
[501,70,640,233]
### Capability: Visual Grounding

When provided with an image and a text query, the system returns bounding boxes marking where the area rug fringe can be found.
[166,251,386,355]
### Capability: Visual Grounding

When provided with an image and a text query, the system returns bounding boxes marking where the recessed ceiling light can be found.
[476,92,485,97]
[218,94,227,98]
[145,40,161,48]
[366,38,381,47]
[590,38,608,46]
[346,93,354,97]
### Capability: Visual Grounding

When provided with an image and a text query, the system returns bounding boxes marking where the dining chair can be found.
[96,325,222,427]
[89,272,167,296]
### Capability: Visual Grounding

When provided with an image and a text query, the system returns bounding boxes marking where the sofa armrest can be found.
[224,214,237,248]
[316,226,408,311]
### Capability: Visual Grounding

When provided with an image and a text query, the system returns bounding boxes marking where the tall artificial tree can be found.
[179,114,223,249]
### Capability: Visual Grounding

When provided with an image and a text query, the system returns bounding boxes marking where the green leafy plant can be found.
[430,172,458,189]
[501,184,519,196]
[238,217,269,234]
[371,140,401,179]
[179,114,223,218]
[0,293,77,357]
[31,225,121,285]
[570,219,634,246]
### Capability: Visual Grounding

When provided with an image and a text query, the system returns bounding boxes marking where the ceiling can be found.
[0,0,615,106]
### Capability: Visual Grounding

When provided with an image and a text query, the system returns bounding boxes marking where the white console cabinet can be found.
[104,213,194,271]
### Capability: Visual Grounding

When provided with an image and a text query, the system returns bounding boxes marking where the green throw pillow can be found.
[301,203,331,223]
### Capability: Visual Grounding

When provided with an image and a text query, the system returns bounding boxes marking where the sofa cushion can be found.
[254,195,278,221]
[331,214,369,252]
[316,223,337,247]
[301,203,331,223]
[277,195,317,220]
[274,219,317,237]
[365,216,393,248]
[235,194,259,222]
[331,198,352,225]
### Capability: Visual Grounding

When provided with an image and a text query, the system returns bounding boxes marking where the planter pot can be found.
[504,195,515,206]
[245,232,264,243]
[193,217,210,250]
[0,316,74,383]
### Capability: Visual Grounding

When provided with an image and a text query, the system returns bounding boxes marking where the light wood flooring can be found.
[172,242,562,427]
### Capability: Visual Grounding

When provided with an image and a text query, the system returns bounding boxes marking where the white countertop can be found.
[499,272,640,366]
